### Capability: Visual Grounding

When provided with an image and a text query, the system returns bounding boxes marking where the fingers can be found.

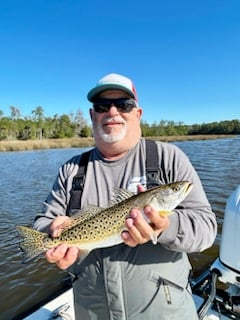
[45,217,80,269]
[122,205,170,247]
[46,244,80,270]
[122,208,154,247]
[137,184,145,193]
[126,208,155,244]
[144,205,170,231]
[49,216,70,237]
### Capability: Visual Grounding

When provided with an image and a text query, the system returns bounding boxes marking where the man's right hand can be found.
[45,216,80,270]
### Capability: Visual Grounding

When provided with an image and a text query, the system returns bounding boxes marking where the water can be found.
[1,138,240,319]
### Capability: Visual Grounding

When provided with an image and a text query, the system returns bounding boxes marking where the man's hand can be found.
[45,216,80,270]
[121,185,170,247]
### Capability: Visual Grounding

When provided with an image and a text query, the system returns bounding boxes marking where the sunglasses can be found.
[92,98,137,113]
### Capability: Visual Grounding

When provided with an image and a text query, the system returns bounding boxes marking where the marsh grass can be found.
[0,135,234,152]
[0,137,95,152]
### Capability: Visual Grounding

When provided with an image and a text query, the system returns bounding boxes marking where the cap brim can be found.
[87,84,135,102]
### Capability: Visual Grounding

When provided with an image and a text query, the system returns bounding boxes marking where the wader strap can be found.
[67,150,91,215]
[68,139,160,214]
[145,139,160,189]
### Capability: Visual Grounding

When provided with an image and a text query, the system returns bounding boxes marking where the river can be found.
[0,137,239,319]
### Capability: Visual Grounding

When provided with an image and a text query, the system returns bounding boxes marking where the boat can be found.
[192,185,240,319]
[23,186,240,320]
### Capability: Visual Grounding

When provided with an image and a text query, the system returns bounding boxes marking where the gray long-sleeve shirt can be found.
[34,138,217,319]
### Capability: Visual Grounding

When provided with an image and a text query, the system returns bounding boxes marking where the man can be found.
[34,73,217,319]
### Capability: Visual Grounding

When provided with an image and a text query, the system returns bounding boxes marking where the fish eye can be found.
[173,186,180,192]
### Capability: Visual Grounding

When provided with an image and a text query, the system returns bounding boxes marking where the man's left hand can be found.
[121,185,170,247]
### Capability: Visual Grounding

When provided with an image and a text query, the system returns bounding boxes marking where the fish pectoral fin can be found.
[158,210,173,217]
[150,231,158,245]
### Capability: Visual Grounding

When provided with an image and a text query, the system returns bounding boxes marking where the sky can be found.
[0,0,240,125]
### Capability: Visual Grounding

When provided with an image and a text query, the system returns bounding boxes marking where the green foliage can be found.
[141,119,240,137]
[79,126,92,137]
[0,106,239,141]
[141,120,190,136]
[188,120,240,135]
[51,114,75,138]
[0,106,91,140]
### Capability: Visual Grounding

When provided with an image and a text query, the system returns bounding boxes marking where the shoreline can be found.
[0,135,235,152]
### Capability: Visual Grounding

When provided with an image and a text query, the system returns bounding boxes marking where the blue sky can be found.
[1,0,240,125]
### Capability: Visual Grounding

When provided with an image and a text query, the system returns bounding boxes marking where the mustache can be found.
[102,116,126,125]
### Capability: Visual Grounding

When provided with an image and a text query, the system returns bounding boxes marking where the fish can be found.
[17,181,193,262]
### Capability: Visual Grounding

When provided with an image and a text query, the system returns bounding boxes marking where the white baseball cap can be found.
[87,73,138,102]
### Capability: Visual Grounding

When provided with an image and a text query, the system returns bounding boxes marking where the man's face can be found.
[90,90,142,144]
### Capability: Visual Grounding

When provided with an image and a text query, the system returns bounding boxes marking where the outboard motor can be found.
[218,185,240,280]
[210,185,240,317]
[195,186,240,319]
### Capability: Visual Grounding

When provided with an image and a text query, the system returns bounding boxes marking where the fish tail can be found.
[16,225,48,262]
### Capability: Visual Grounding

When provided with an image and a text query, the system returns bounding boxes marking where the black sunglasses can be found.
[92,98,137,113]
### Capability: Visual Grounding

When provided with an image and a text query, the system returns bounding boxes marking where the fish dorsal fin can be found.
[60,205,104,232]
[110,188,135,206]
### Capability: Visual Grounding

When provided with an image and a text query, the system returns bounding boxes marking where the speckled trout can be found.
[17,181,192,261]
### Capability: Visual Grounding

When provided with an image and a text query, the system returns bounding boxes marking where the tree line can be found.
[0,106,240,141]
[0,106,91,140]
[141,119,240,136]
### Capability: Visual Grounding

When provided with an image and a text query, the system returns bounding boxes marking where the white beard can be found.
[93,117,127,143]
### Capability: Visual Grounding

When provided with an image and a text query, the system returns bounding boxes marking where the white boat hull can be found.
[24,288,75,320]
[23,287,231,320]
